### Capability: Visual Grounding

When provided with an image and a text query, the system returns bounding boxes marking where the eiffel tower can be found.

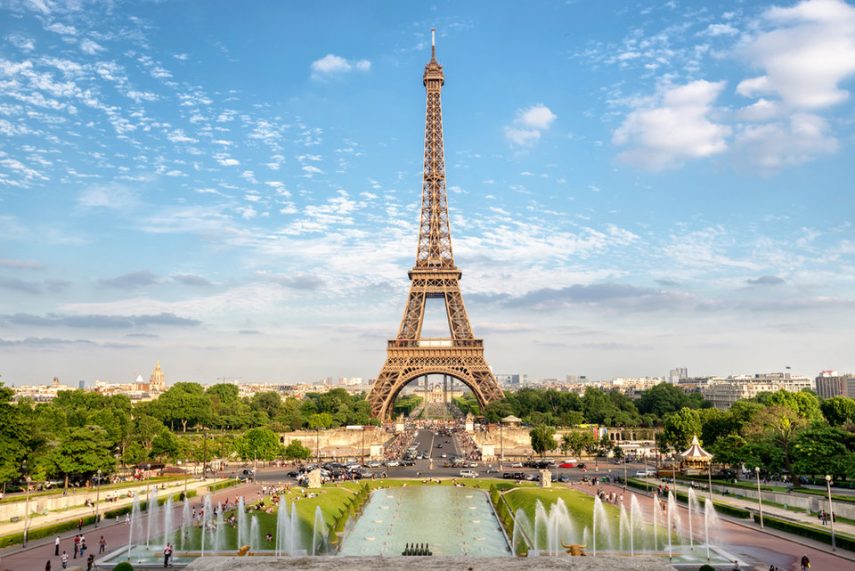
[367,31,503,419]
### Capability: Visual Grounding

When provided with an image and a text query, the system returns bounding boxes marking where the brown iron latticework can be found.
[367,31,503,419]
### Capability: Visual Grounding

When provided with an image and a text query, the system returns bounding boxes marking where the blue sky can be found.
[1,0,853,385]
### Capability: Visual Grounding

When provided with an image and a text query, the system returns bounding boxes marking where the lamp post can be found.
[22,460,30,547]
[623,456,628,492]
[826,475,836,551]
[755,466,764,528]
[361,426,366,467]
[707,460,713,498]
[95,469,102,527]
[202,428,208,480]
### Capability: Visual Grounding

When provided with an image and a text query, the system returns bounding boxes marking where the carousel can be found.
[680,434,713,475]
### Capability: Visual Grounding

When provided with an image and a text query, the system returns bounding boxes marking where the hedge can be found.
[206,478,239,493]
[754,514,855,552]
[0,489,197,549]
[625,478,751,519]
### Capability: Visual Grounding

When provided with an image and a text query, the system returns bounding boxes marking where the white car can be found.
[459,470,478,478]
[385,460,400,467]
[635,469,656,477]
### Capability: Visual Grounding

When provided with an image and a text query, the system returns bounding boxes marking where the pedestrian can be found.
[99,535,106,554]
[80,539,87,557]
[73,538,79,559]
[800,555,810,571]
[54,535,60,556]
[86,553,95,571]
[77,518,83,532]
[163,542,173,567]
[45,560,51,571]
[61,551,68,569]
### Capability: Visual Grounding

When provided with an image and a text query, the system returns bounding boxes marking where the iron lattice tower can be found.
[367,31,503,419]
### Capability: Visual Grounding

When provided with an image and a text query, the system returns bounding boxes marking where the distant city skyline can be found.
[1,0,854,384]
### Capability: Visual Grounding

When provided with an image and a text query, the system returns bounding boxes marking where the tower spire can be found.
[431,28,436,60]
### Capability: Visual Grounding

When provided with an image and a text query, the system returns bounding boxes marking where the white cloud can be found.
[702,23,739,37]
[737,0,855,109]
[310,54,372,80]
[77,184,138,210]
[613,80,730,170]
[504,104,556,147]
[734,112,838,168]
[79,38,105,55]
[8,34,35,51]
[168,129,198,144]
[46,22,76,36]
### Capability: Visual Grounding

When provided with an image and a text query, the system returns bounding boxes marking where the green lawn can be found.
[0,475,190,505]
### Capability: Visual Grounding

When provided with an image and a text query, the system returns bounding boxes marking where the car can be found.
[635,469,656,477]
[385,460,400,467]
[557,475,571,483]
[485,467,499,474]
[525,473,540,482]
[366,461,381,468]
[401,460,415,467]
[576,463,586,469]
[468,462,478,468]
[440,453,447,458]
[459,470,477,478]
[237,469,255,482]
[502,472,513,479]
[510,462,523,468]
[558,462,576,469]
[513,472,526,480]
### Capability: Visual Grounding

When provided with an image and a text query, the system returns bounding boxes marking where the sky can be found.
[0,0,854,386]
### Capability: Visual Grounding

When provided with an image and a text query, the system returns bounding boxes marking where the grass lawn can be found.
[0,476,190,505]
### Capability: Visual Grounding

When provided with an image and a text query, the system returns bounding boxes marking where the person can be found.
[163,542,173,567]
[80,538,87,557]
[800,555,810,571]
[77,518,83,531]
[86,553,95,571]
[61,551,68,569]
[72,536,79,559]
[54,535,60,556]
[99,535,106,554]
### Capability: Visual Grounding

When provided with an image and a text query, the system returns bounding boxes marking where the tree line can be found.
[0,384,374,488]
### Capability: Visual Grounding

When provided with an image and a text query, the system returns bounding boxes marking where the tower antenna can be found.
[431,28,436,59]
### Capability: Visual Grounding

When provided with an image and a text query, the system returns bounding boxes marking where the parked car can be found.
[385,460,400,467]
[576,463,586,469]
[635,469,656,477]
[558,462,576,469]
[459,470,478,478]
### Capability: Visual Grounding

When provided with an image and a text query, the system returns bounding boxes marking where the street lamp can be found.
[95,469,102,528]
[826,475,836,551]
[755,466,764,528]
[22,460,30,547]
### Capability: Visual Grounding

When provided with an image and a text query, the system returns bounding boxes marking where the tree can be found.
[637,383,701,418]
[530,425,557,457]
[709,433,748,467]
[47,426,115,488]
[207,383,252,429]
[283,440,312,460]
[152,383,212,432]
[307,412,334,431]
[821,396,855,426]
[743,405,808,482]
[792,426,851,478]
[661,408,702,452]
[561,431,595,458]
[235,427,281,461]
[0,384,28,485]
[151,430,181,462]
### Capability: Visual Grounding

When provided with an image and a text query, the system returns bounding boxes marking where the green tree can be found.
[709,433,748,467]
[560,430,596,457]
[661,408,702,452]
[0,384,28,485]
[47,426,115,488]
[530,425,557,457]
[821,396,855,426]
[308,412,334,431]
[207,383,252,429]
[151,383,212,432]
[235,427,281,461]
[151,430,181,462]
[283,439,312,460]
[792,425,850,478]
[637,383,702,418]
[743,405,808,481]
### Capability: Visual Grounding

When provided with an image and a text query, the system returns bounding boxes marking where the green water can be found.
[338,486,511,557]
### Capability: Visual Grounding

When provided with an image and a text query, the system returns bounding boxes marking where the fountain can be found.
[126,493,142,560]
[704,497,722,561]
[250,515,260,551]
[214,502,225,552]
[180,501,191,550]
[163,496,174,549]
[311,505,326,555]
[237,496,247,548]
[146,488,159,548]
[200,494,212,557]
[630,494,643,554]
[275,501,301,556]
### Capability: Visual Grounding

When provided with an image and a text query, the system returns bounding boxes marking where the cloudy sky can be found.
[1,0,854,386]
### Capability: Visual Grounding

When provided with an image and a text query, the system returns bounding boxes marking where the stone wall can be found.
[279,427,390,459]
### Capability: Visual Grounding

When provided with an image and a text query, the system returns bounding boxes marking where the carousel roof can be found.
[501,415,522,423]
[680,435,712,459]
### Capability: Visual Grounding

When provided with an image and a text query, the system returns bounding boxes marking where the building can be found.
[669,368,688,384]
[496,374,522,388]
[815,371,855,398]
[701,372,814,409]
[12,376,74,402]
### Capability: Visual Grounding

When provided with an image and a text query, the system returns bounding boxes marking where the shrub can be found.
[112,563,134,571]
[699,565,715,571]
[754,514,855,551]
